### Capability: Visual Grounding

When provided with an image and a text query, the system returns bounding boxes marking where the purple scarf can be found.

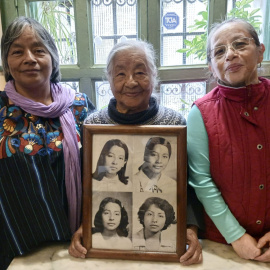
[5,81,81,234]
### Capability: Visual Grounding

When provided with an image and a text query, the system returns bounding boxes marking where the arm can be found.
[187,106,262,260]
[187,105,245,243]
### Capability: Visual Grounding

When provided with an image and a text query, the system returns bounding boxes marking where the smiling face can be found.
[209,22,264,87]
[7,26,52,95]
[102,202,121,232]
[144,144,170,175]
[104,145,126,177]
[110,48,153,114]
[143,204,166,234]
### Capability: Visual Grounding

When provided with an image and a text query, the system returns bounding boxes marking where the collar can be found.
[217,77,266,104]
[108,96,159,124]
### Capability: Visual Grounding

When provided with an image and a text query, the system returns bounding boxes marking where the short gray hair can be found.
[1,16,61,82]
[105,39,158,91]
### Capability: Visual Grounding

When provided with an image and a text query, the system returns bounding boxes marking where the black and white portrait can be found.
[92,135,133,191]
[83,126,186,260]
[132,193,177,252]
[133,136,177,193]
[92,192,132,250]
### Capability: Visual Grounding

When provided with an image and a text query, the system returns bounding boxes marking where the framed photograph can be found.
[82,125,187,262]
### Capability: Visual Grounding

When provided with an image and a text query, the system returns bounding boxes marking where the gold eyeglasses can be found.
[210,37,254,60]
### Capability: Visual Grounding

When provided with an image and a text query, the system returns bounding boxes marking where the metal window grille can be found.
[160,0,206,66]
[91,0,138,64]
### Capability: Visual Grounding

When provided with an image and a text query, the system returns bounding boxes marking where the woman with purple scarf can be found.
[0,17,95,269]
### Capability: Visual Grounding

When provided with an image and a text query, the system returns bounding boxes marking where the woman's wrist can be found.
[187,225,198,234]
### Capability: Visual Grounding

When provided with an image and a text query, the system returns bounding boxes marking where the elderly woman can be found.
[0,17,95,269]
[187,18,270,262]
[69,39,204,265]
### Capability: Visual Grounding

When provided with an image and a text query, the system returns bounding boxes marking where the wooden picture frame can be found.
[82,125,187,262]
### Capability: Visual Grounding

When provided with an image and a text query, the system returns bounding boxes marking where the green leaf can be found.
[177,48,190,53]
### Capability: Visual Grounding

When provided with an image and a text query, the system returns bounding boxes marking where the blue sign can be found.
[163,12,179,30]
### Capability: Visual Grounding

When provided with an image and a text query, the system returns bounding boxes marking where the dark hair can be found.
[92,139,129,184]
[92,197,129,237]
[144,137,171,159]
[1,16,61,82]
[139,137,172,172]
[137,197,176,231]
[207,18,261,64]
[106,39,159,91]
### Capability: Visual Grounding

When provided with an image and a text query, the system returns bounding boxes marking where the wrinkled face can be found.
[110,48,153,114]
[102,202,121,231]
[144,144,170,174]
[104,145,126,176]
[144,204,166,234]
[7,26,52,94]
[209,22,264,87]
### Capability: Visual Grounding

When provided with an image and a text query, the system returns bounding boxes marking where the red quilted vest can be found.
[195,77,270,243]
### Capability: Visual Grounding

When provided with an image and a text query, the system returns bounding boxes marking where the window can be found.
[1,0,269,116]
[91,0,138,64]
[160,0,206,66]
[29,1,77,65]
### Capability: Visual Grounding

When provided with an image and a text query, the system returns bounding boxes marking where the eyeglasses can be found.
[210,37,254,60]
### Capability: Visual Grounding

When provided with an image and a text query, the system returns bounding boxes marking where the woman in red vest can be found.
[188,18,270,262]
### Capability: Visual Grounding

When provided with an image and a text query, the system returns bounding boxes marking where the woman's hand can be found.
[179,225,203,266]
[68,225,87,258]
[254,232,270,262]
[231,233,261,260]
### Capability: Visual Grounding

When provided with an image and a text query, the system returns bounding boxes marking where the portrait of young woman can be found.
[91,192,132,250]
[133,136,177,193]
[132,194,177,252]
[92,135,132,192]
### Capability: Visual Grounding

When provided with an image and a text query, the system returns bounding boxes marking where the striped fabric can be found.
[0,91,95,258]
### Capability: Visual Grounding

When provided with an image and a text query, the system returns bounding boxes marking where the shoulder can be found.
[260,77,270,88]
[84,108,111,124]
[92,232,102,240]
[158,174,177,192]
[150,105,186,125]
[134,229,144,239]
[194,86,220,107]
[119,235,132,244]
[187,105,203,125]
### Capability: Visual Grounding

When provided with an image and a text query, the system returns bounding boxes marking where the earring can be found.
[258,62,262,68]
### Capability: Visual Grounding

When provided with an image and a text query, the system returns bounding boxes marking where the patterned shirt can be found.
[0,90,95,258]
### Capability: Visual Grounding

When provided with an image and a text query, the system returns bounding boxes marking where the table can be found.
[8,239,269,270]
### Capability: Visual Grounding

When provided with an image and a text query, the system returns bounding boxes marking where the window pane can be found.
[227,0,270,61]
[29,0,77,65]
[160,0,206,66]
[95,81,113,109]
[91,0,138,64]
[60,81,79,92]
[159,82,206,119]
